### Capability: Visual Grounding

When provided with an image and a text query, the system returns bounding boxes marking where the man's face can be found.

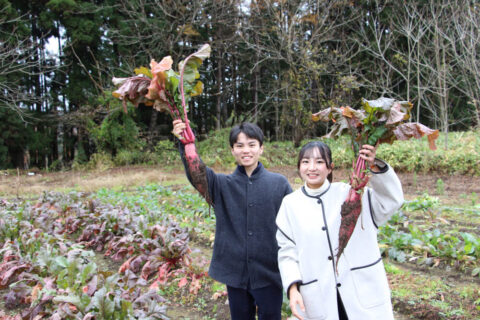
[231,132,263,169]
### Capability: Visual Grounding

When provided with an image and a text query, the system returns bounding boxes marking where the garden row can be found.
[380,194,480,318]
[379,193,480,277]
[0,186,216,319]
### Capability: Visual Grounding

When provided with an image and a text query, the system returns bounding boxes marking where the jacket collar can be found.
[235,162,264,178]
[301,180,331,199]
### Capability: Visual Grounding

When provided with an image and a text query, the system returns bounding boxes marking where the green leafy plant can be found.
[436,178,445,195]
[403,193,440,220]
[379,194,480,269]
[471,192,478,206]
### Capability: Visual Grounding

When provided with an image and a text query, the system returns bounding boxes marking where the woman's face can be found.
[298,147,332,189]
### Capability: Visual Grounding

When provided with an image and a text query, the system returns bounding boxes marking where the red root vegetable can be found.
[183,142,211,205]
[336,155,369,272]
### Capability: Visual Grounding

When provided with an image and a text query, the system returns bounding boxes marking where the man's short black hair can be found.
[229,122,264,147]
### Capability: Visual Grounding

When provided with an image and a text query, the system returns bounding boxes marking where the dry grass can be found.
[2,165,478,207]
[0,166,189,198]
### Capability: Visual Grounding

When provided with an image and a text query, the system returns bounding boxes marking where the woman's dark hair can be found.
[297,141,333,182]
[229,122,264,147]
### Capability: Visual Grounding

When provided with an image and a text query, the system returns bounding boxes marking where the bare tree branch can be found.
[0,11,57,119]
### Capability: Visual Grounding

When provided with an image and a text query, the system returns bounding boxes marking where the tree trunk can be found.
[216,49,223,130]
[474,100,480,128]
[253,35,260,123]
[57,111,64,169]
[232,55,237,121]
[416,42,422,122]
[44,153,49,172]
[73,127,78,161]
[275,102,279,141]
[148,109,158,148]
[254,72,258,123]
[432,5,449,149]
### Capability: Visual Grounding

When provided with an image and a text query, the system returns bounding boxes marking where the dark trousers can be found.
[226,284,283,320]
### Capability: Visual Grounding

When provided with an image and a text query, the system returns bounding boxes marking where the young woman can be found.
[276,141,404,320]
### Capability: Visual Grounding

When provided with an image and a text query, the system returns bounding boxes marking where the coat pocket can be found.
[299,279,327,319]
[351,258,390,309]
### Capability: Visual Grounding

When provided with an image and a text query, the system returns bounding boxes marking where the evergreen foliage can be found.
[1,0,479,170]
[88,104,144,156]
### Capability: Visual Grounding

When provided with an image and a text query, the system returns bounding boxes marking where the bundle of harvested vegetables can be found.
[312,97,439,271]
[111,44,212,204]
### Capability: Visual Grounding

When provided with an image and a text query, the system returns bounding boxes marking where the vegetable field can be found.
[0,166,479,319]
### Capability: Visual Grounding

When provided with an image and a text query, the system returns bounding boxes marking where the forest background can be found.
[1,0,479,170]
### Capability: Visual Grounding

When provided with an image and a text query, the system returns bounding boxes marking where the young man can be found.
[172,119,292,320]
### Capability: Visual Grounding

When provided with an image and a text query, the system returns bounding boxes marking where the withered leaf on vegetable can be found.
[393,122,439,150]
[313,97,438,150]
[146,56,173,101]
[112,76,152,113]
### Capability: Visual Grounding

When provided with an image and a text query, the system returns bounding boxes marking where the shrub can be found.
[154,140,180,166]
[87,103,144,156]
[113,149,151,166]
[196,128,235,168]
[82,127,480,175]
[49,159,63,171]
[84,152,114,171]
[263,141,298,167]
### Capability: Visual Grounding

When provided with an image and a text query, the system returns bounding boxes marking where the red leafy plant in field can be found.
[312,97,439,270]
[119,223,209,295]
[117,223,191,278]
[48,195,197,290]
[0,243,31,292]
[0,192,185,319]
[55,192,205,296]
[112,44,212,204]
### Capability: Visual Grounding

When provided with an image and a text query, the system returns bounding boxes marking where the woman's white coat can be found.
[276,163,404,320]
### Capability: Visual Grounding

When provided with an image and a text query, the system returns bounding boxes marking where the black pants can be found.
[226,284,283,320]
[337,289,349,320]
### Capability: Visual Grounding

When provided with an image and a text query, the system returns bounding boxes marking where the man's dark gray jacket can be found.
[180,144,292,289]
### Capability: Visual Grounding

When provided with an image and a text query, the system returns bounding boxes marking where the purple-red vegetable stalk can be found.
[177,48,212,205]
